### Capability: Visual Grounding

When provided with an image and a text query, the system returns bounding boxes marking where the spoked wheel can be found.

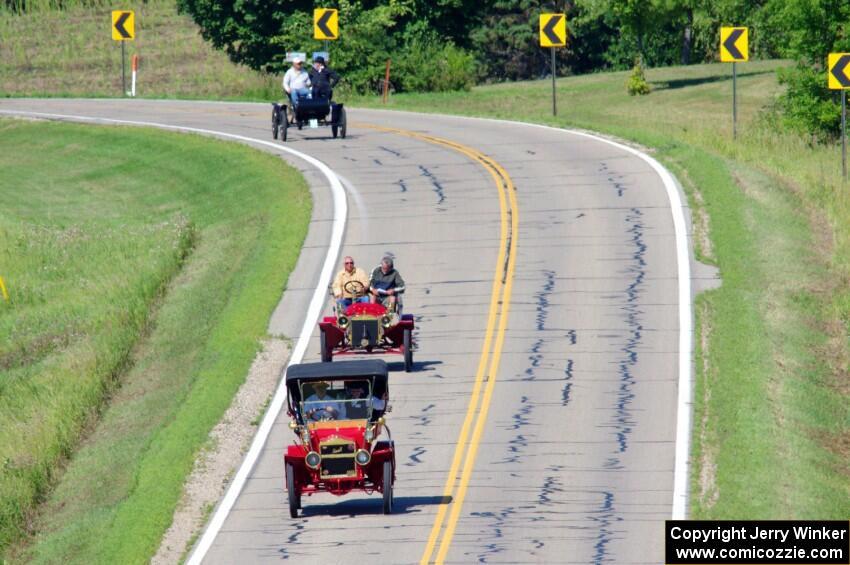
[281,109,288,142]
[382,460,393,514]
[272,105,280,140]
[340,108,347,139]
[320,328,332,362]
[403,328,413,372]
[286,462,300,518]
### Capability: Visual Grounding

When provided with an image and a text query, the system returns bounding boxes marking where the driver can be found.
[283,56,311,109]
[304,381,344,421]
[332,256,370,310]
[369,256,405,310]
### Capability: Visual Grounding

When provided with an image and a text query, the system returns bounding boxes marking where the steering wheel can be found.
[344,280,366,298]
[308,408,335,422]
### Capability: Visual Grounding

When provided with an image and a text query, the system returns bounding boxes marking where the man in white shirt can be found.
[282,57,311,109]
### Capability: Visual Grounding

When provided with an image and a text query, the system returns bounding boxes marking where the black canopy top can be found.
[286,359,388,383]
[286,360,389,422]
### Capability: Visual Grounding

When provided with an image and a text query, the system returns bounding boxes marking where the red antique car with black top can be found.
[284,360,395,517]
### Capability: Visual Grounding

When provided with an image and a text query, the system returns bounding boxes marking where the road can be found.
[0,99,692,564]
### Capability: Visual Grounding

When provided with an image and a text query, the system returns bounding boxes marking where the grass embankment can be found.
[351,61,850,517]
[0,0,276,99]
[0,119,310,563]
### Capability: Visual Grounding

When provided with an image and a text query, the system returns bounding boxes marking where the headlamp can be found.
[381,315,392,328]
[355,449,371,466]
[337,315,349,328]
[305,451,321,469]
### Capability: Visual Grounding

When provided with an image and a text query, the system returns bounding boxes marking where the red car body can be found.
[318,302,415,371]
[284,360,396,516]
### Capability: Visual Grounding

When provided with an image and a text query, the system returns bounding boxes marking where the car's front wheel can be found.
[286,462,300,518]
[382,459,393,514]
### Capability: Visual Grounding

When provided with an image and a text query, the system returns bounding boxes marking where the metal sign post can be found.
[843,90,847,180]
[720,27,748,140]
[732,62,737,139]
[121,42,126,95]
[828,53,850,180]
[111,10,134,96]
[551,47,557,116]
[539,13,566,117]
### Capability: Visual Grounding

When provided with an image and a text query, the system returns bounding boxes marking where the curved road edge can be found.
[0,106,694,557]
[0,108,350,564]
[365,110,694,522]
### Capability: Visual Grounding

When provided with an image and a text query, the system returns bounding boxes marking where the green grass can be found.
[0,119,310,563]
[349,61,850,517]
[0,0,278,99]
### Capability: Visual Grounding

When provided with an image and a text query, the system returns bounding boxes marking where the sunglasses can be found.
[344,261,354,264]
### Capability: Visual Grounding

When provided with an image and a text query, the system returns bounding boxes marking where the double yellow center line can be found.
[358,123,519,564]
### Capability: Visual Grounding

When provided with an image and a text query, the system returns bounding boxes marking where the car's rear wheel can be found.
[403,328,413,372]
[285,462,300,518]
[272,106,279,140]
[320,329,332,363]
[382,460,393,514]
[340,108,347,139]
[281,110,288,142]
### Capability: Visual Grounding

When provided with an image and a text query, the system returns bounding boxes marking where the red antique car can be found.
[318,298,415,372]
[284,360,395,517]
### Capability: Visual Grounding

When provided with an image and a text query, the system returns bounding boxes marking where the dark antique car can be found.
[272,94,346,142]
[318,300,415,372]
[284,360,395,517]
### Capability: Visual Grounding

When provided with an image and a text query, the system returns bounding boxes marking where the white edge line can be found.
[383,111,692,519]
[0,110,349,562]
[472,115,692,520]
[2,107,692,521]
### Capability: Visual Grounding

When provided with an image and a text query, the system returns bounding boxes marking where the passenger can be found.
[283,56,311,109]
[369,256,405,311]
[304,381,344,421]
[345,384,388,420]
[309,55,340,101]
[332,256,370,311]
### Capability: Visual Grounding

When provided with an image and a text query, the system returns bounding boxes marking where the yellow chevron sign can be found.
[314,8,338,40]
[720,27,748,62]
[539,13,566,48]
[111,10,134,41]
[828,53,850,90]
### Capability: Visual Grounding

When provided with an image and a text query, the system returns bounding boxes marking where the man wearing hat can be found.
[309,55,340,101]
[304,381,344,421]
[283,56,311,109]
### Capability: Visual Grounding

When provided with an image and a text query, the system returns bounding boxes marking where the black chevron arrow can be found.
[316,10,336,39]
[831,54,850,88]
[542,15,563,45]
[723,28,744,60]
[114,12,131,39]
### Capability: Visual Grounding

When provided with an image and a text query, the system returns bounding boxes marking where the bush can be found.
[394,38,477,93]
[626,58,651,96]
[776,63,842,141]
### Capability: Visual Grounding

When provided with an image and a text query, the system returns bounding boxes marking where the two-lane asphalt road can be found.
[0,99,691,564]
